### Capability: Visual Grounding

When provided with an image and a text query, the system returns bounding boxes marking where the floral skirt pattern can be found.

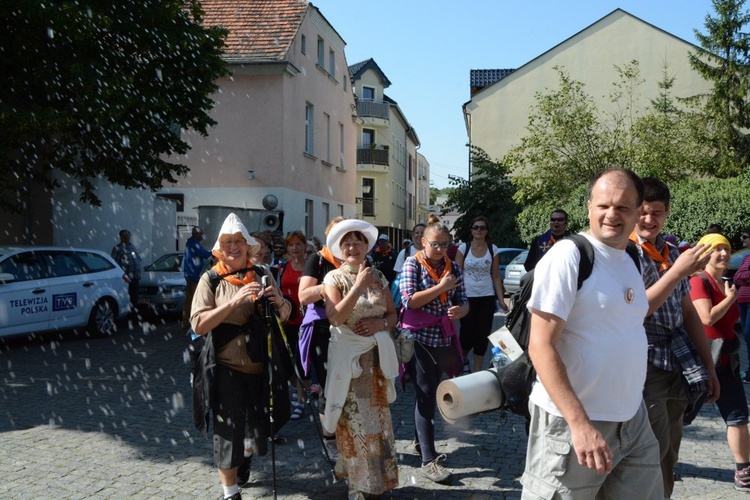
[334,348,398,495]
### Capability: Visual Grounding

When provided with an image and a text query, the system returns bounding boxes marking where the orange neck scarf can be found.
[319,246,341,269]
[212,259,257,289]
[629,232,672,272]
[415,250,453,304]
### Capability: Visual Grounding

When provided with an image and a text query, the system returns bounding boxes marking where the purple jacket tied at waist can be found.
[400,308,463,377]
[299,304,327,376]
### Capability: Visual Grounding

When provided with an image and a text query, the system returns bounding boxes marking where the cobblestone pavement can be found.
[0,314,748,499]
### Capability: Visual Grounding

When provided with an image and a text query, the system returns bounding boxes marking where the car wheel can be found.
[88,299,117,336]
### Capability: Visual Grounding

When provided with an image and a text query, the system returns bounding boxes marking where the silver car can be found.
[138,252,186,316]
[503,251,529,295]
[0,246,130,337]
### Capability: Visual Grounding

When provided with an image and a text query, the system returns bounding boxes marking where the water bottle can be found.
[491,346,511,370]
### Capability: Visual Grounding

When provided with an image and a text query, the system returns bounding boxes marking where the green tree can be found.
[505,67,625,206]
[0,0,228,213]
[445,146,522,247]
[688,0,750,177]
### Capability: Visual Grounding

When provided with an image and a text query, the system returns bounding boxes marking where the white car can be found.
[0,246,130,338]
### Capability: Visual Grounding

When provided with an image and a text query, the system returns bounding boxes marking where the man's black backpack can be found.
[494,234,641,418]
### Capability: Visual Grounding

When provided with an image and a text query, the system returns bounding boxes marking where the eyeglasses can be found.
[550,218,568,223]
[743,235,750,240]
[426,240,450,249]
[273,246,285,250]
[471,225,488,231]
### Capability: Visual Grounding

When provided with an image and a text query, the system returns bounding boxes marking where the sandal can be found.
[290,401,305,420]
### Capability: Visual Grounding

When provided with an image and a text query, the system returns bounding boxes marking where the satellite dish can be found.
[262,195,279,210]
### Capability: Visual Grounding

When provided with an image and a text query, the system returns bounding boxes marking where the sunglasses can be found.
[743,235,750,240]
[550,217,567,223]
[471,225,488,231]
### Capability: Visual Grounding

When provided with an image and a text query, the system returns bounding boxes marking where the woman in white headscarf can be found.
[322,219,399,500]
[191,213,293,500]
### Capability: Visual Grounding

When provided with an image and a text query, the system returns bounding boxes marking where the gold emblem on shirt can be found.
[625,288,635,304]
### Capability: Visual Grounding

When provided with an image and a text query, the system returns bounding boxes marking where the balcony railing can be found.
[357,147,389,166]
[356,100,390,120]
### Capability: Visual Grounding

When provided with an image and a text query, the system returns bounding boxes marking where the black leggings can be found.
[459,295,496,356]
[409,341,458,464]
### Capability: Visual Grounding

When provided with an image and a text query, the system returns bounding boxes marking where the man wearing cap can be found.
[182,226,213,332]
[371,234,398,283]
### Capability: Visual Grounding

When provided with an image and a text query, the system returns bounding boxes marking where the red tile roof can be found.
[200,0,308,62]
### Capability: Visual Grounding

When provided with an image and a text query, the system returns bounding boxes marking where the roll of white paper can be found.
[437,370,503,424]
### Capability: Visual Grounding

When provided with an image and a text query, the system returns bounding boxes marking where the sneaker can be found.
[461,360,471,375]
[222,492,242,500]
[322,437,339,464]
[736,465,750,491]
[421,454,452,484]
[237,454,252,487]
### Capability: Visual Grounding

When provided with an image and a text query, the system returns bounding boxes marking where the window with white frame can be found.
[362,86,375,101]
[305,102,314,155]
[329,49,335,75]
[339,122,344,168]
[362,178,375,217]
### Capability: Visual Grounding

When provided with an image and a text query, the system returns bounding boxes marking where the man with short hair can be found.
[111,229,142,313]
[182,226,212,331]
[630,177,718,497]
[370,234,397,283]
[524,209,570,271]
[521,169,663,499]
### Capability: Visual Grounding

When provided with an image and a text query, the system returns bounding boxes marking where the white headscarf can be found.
[211,213,259,259]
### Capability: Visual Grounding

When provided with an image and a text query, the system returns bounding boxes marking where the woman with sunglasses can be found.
[399,214,468,485]
[733,228,750,383]
[455,215,509,374]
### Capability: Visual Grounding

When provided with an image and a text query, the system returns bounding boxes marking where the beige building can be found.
[162,0,358,241]
[463,9,713,168]
[349,59,424,243]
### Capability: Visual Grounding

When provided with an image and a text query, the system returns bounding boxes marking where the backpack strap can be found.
[697,272,714,301]
[569,234,595,290]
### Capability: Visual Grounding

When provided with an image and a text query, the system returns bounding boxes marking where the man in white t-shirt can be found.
[521,169,663,499]
[393,223,426,273]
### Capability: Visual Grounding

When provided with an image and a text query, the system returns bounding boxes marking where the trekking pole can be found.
[262,276,278,500]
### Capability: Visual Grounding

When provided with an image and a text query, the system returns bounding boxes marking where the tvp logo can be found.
[53,293,77,311]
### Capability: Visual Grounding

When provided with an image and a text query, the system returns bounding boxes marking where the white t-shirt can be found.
[527,233,648,422]
[394,245,419,273]
[459,243,499,297]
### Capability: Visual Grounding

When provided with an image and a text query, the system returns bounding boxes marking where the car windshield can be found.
[511,252,528,265]
[149,254,182,272]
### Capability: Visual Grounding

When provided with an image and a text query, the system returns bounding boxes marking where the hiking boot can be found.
[736,464,750,491]
[421,454,452,484]
[237,454,252,487]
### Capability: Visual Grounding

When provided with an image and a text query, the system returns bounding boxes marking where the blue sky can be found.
[310,0,715,188]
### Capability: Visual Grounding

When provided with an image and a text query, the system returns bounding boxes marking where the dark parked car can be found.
[138,252,186,316]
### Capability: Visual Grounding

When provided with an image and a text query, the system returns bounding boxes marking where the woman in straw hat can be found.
[322,218,399,499]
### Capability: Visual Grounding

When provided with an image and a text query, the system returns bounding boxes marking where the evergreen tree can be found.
[688,0,750,176]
